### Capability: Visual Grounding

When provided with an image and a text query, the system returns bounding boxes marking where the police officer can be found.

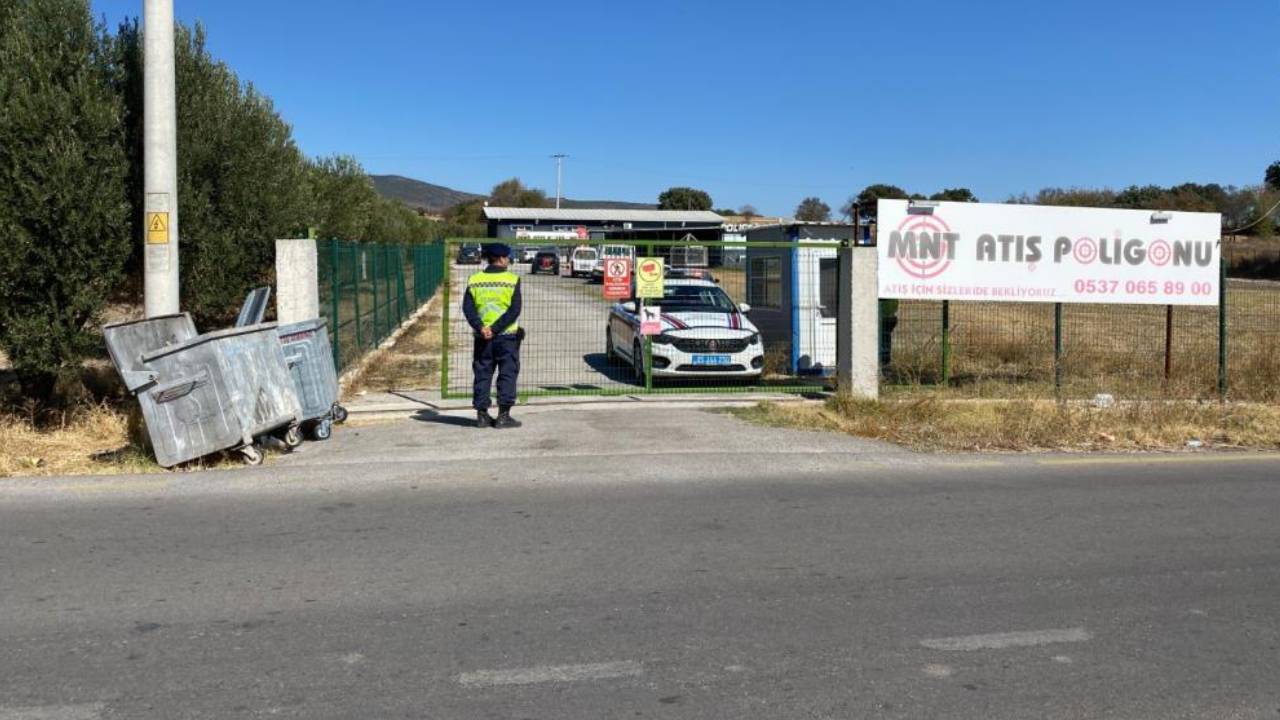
[462,243,523,428]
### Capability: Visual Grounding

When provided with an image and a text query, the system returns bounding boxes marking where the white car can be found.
[570,246,598,278]
[605,279,764,382]
[520,246,539,263]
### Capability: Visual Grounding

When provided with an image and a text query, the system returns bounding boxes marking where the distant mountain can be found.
[370,175,483,213]
[371,174,657,213]
[556,198,658,210]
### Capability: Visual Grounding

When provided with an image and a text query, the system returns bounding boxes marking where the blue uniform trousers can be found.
[472,333,521,411]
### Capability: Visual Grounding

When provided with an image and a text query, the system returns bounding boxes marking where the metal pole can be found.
[143,0,180,317]
[1163,304,1174,387]
[1054,302,1064,400]
[552,154,567,209]
[940,300,951,385]
[1218,259,1228,402]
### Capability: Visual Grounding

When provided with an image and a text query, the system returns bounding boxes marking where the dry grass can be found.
[736,395,1280,453]
[345,295,444,393]
[0,404,159,477]
[889,280,1280,402]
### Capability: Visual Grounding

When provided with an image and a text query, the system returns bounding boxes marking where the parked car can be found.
[456,243,482,264]
[605,279,763,383]
[570,246,599,278]
[520,245,540,263]
[531,249,560,275]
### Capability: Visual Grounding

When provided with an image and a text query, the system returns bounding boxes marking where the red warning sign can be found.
[603,258,632,300]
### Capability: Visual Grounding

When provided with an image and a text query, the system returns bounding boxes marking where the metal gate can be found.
[439,238,839,399]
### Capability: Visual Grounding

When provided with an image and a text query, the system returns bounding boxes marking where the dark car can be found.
[456,243,482,264]
[531,249,560,275]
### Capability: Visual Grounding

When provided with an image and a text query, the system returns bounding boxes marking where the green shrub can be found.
[0,0,130,403]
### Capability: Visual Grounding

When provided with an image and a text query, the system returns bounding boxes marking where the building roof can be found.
[483,207,724,224]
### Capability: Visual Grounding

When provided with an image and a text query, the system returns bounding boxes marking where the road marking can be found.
[0,705,104,720]
[920,627,1091,651]
[1036,454,1280,467]
[456,660,643,687]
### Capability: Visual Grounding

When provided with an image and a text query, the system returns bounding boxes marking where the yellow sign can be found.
[146,212,169,245]
[636,257,664,299]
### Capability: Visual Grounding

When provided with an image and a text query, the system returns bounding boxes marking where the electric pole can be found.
[143,0,180,317]
[551,154,568,209]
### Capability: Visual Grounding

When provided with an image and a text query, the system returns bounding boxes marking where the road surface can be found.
[2,407,1279,719]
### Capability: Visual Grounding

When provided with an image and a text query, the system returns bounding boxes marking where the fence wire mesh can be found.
[319,239,444,372]
[442,239,836,399]
[885,266,1280,402]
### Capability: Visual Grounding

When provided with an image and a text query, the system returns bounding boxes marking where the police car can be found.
[605,279,764,382]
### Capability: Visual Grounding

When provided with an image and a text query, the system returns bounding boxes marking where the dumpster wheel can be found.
[311,419,333,441]
[240,445,264,466]
[282,425,304,450]
[332,404,349,424]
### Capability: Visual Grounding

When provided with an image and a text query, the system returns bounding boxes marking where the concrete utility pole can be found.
[551,154,567,209]
[143,0,180,317]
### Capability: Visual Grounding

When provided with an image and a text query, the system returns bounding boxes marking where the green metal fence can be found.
[440,238,832,400]
[883,252,1280,402]
[319,239,445,372]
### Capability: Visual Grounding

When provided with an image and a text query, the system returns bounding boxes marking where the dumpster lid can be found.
[103,314,199,392]
[141,322,281,362]
[235,287,272,327]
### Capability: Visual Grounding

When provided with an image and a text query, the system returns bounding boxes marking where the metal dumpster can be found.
[142,323,302,454]
[104,315,247,468]
[277,319,346,440]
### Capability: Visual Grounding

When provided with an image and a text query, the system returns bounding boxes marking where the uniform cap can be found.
[481,243,512,259]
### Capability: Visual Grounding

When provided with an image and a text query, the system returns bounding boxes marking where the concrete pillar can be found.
[836,245,879,399]
[276,239,319,325]
[143,0,180,317]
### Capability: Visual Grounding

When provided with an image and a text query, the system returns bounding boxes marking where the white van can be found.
[570,246,599,278]
[591,244,636,281]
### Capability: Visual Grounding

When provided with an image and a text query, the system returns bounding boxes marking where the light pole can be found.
[551,154,567,209]
[143,0,180,316]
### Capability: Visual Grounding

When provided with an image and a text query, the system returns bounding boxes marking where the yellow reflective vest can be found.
[467,270,520,334]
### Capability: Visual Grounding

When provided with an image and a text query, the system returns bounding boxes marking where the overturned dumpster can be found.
[104,314,302,467]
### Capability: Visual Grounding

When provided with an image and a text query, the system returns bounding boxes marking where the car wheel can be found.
[632,341,645,384]
[606,328,620,363]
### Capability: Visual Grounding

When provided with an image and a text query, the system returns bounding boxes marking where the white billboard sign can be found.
[877,200,1221,306]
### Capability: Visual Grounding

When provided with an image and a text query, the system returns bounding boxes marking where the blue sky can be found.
[91,0,1278,216]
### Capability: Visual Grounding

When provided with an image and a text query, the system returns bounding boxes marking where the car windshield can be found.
[573,249,597,260]
[462,244,480,251]
[649,285,737,313]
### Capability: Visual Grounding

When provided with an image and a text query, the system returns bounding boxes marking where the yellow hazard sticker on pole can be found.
[636,257,664,299]
[146,212,169,244]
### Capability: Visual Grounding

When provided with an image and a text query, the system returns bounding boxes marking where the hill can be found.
[370,175,483,212]
[371,174,657,212]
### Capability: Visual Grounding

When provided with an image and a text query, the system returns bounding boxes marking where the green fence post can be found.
[352,244,362,352]
[1054,302,1064,400]
[940,300,951,385]
[328,239,341,371]
[441,241,453,397]
[1218,259,1228,402]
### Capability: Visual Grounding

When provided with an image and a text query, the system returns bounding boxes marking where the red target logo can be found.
[1148,240,1171,266]
[1072,237,1098,265]
[894,214,953,280]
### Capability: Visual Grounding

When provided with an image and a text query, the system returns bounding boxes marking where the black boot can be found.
[493,407,522,429]
[476,410,494,429]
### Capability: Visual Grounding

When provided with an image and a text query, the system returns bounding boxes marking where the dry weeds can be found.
[345,295,444,393]
[0,404,157,477]
[736,395,1280,453]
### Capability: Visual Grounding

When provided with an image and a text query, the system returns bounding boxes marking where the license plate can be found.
[691,354,731,365]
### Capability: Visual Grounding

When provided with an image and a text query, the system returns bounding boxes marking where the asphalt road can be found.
[2,408,1279,719]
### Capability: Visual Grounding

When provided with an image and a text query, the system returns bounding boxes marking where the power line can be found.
[1225,196,1280,235]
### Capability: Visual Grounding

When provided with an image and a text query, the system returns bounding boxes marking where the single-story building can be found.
[483,207,725,241]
